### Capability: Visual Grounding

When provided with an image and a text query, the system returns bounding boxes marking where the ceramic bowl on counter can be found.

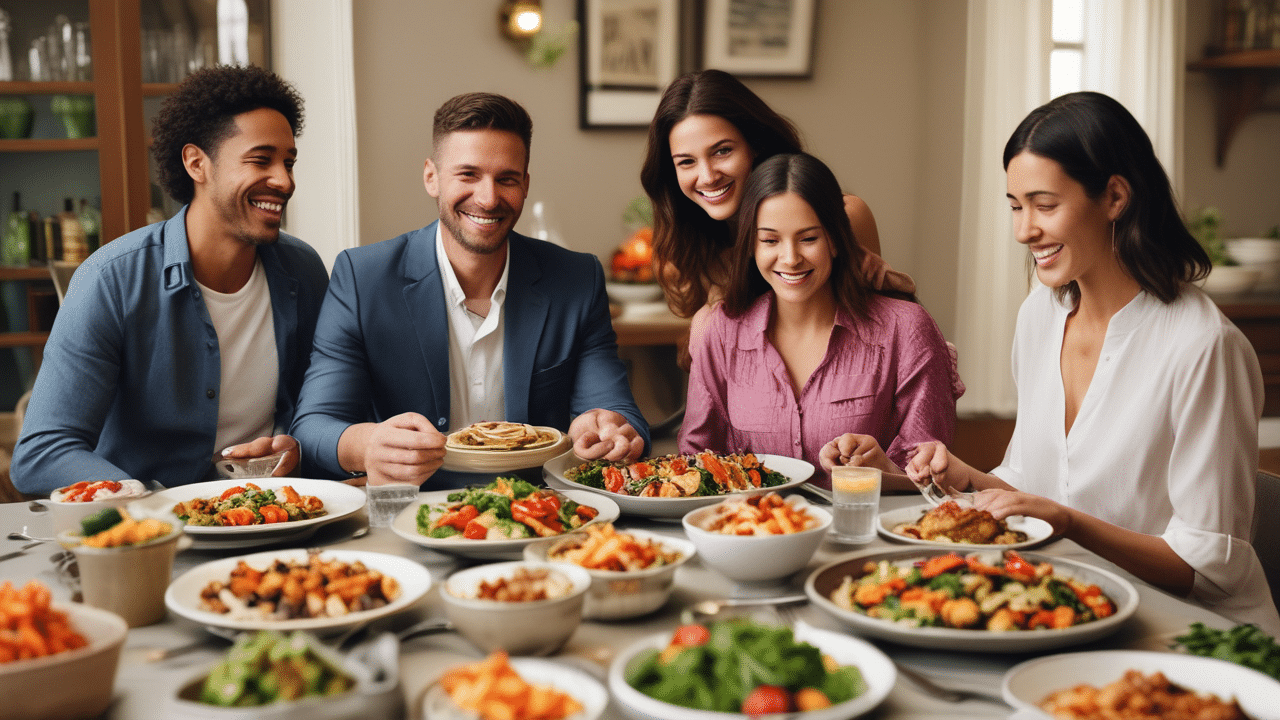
[681,497,831,584]
[0,602,128,720]
[1199,264,1261,295]
[43,479,151,536]
[441,561,591,656]
[1226,237,1280,266]
[605,281,664,304]
[523,528,696,619]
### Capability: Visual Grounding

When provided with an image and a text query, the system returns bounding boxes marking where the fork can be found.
[774,605,1007,705]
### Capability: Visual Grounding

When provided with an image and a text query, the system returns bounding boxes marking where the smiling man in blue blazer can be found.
[291,92,648,488]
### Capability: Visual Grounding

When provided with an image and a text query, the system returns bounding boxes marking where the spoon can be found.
[27,501,48,514]
[8,527,57,543]
[690,594,808,618]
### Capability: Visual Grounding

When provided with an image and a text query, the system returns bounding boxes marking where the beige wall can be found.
[351,0,969,337]
[1183,0,1280,239]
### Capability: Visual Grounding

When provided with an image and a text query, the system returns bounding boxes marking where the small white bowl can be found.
[605,281,664,304]
[524,530,696,619]
[0,602,127,720]
[44,480,151,536]
[1199,264,1261,295]
[442,561,591,656]
[1226,237,1280,266]
[682,498,832,584]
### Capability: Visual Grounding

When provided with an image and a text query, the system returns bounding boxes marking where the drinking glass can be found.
[828,466,881,544]
[366,481,419,528]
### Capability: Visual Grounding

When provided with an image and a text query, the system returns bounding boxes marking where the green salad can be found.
[416,476,598,540]
[1175,622,1280,679]
[625,619,865,714]
[199,631,353,707]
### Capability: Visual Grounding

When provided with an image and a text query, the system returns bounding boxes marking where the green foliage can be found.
[1175,622,1280,679]
[623,196,655,230]
[1186,207,1234,266]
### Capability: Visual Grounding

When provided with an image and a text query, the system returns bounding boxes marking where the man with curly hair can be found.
[12,65,329,492]
[291,92,648,489]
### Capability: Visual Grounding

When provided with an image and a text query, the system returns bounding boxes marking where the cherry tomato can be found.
[670,623,710,647]
[741,685,792,716]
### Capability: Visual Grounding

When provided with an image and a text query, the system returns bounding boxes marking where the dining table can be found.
[0,485,1236,720]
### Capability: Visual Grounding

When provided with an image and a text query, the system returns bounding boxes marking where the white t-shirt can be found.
[992,283,1280,634]
[435,225,508,430]
[197,258,278,452]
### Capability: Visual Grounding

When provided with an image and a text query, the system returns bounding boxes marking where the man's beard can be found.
[439,205,512,256]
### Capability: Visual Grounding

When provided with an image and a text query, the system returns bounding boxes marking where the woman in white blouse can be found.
[908,91,1280,633]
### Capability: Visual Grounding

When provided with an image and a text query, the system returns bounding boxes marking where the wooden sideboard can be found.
[1216,291,1280,417]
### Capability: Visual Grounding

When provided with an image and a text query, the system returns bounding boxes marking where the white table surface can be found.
[0,488,1232,719]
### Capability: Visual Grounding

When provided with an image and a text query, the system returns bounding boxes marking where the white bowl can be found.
[1226,237,1280,266]
[442,561,591,656]
[44,482,150,536]
[681,498,831,584]
[1199,264,1261,295]
[608,621,896,720]
[523,530,696,619]
[1003,650,1280,718]
[605,281,664,304]
[0,602,127,720]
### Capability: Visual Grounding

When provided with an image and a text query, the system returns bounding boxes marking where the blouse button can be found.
[206,389,216,399]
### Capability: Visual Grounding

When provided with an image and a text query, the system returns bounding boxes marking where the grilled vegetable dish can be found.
[417,477,599,540]
[830,550,1116,631]
[565,452,787,497]
[172,483,325,527]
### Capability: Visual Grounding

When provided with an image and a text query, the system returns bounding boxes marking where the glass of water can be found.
[366,481,419,528]
[828,466,881,544]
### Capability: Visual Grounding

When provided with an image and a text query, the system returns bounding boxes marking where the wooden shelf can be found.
[0,138,100,152]
[1188,49,1280,167]
[0,81,96,96]
[0,267,55,281]
[0,332,49,350]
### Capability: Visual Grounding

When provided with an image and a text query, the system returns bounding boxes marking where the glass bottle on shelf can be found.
[77,198,100,251]
[2,191,29,267]
[0,8,13,81]
[59,198,86,262]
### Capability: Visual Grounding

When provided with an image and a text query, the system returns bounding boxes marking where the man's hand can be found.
[221,434,300,476]
[569,409,644,463]
[362,413,447,486]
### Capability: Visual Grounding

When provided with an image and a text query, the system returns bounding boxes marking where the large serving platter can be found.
[164,548,430,635]
[542,451,813,520]
[608,621,895,720]
[1002,650,1280,718]
[440,427,571,474]
[804,548,1139,653]
[137,478,365,548]
[390,488,620,560]
[877,502,1054,550]
[422,657,609,720]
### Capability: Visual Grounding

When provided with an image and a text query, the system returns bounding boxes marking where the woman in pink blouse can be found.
[679,154,958,489]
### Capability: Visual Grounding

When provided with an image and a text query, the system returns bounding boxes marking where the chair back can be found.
[1253,470,1280,608]
[48,260,79,304]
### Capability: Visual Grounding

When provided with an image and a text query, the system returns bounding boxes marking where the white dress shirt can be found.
[992,283,1280,634]
[435,225,508,430]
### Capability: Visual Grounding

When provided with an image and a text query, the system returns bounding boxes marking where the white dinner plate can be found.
[608,621,895,720]
[390,488,620,560]
[140,478,365,547]
[164,548,430,634]
[422,657,608,720]
[440,427,571,474]
[877,502,1054,550]
[542,452,813,519]
[805,548,1139,653]
[1003,650,1280,719]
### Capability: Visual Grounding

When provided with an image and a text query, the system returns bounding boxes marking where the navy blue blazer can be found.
[292,222,649,484]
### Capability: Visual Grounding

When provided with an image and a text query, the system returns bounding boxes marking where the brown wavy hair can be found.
[640,70,803,317]
[723,154,871,321]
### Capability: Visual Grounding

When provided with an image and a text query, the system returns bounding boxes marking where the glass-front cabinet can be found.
[0,0,269,407]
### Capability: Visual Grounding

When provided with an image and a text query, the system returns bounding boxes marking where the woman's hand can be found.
[861,252,892,290]
[970,489,1072,536]
[904,441,960,491]
[820,434,895,473]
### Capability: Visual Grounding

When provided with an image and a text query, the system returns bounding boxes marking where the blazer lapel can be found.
[503,235,548,422]
[401,223,451,428]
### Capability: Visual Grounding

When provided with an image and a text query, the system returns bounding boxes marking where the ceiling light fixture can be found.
[500,0,543,41]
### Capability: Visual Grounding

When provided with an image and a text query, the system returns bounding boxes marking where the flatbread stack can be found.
[446,421,560,451]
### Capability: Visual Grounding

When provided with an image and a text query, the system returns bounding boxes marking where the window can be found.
[1050,0,1084,98]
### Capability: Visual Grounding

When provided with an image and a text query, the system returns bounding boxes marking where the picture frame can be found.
[578,0,682,129]
[701,0,816,77]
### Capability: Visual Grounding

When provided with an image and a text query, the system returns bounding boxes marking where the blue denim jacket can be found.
[11,207,329,493]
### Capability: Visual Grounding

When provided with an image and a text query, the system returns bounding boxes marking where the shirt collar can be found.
[737,291,861,349]
[434,223,509,310]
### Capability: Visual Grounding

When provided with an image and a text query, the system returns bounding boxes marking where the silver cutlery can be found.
[690,594,807,619]
[0,541,44,563]
[8,527,56,543]
[892,660,1008,705]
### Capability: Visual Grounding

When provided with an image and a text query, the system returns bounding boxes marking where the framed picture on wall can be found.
[578,0,682,129]
[701,0,816,77]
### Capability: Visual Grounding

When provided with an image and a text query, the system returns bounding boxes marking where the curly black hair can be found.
[151,65,304,205]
